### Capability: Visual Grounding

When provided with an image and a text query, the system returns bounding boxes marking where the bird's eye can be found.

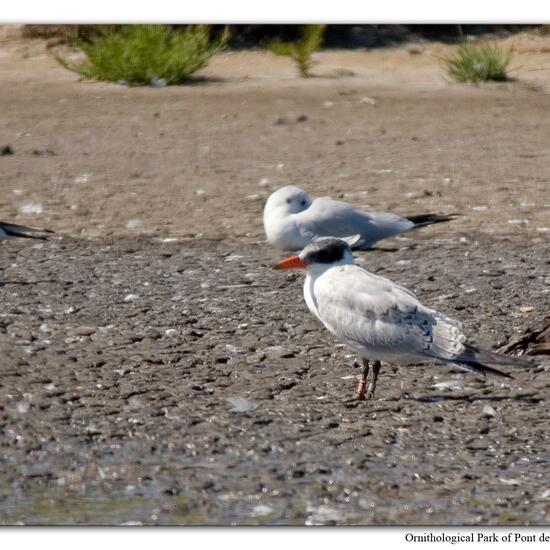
[286,198,292,204]
[300,200,306,207]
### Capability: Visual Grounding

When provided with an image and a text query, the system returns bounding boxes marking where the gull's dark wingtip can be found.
[0,221,55,240]
[405,213,460,227]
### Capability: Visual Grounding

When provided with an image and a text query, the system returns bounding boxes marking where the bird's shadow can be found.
[340,391,542,408]
[404,392,542,404]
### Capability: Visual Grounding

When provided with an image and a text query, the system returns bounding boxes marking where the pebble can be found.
[482,405,497,418]
[126,219,143,230]
[127,397,141,409]
[225,344,241,356]
[250,504,274,517]
[16,401,30,414]
[360,96,377,105]
[224,254,244,262]
[74,173,90,184]
[19,201,43,214]
[226,396,256,413]
[499,478,521,486]
[432,379,463,391]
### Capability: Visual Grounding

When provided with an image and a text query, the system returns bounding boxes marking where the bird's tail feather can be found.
[449,343,533,379]
[405,213,459,228]
[452,360,513,379]
[462,343,532,367]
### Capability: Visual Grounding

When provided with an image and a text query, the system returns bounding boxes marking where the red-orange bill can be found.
[273,255,308,270]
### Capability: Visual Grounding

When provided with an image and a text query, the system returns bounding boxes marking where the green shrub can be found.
[267,25,326,77]
[442,40,513,83]
[56,25,229,86]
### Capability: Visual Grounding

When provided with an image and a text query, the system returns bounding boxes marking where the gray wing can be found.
[294,197,415,249]
[313,265,467,361]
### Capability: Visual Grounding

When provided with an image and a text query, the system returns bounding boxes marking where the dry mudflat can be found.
[0,27,549,524]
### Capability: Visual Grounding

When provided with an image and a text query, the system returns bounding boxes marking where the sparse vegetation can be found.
[56,25,229,86]
[267,25,326,77]
[442,39,513,83]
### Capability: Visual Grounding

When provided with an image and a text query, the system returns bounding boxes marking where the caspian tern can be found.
[263,185,457,251]
[0,221,54,240]
[274,238,530,399]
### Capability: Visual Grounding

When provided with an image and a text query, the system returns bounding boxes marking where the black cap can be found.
[302,238,351,264]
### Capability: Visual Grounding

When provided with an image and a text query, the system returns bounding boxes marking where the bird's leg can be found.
[366,360,381,399]
[356,359,369,400]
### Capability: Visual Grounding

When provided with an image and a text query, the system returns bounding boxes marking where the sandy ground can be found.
[0,26,549,525]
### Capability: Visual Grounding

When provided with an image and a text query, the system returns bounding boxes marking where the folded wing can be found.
[313,265,469,361]
[295,197,414,249]
[0,221,54,240]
